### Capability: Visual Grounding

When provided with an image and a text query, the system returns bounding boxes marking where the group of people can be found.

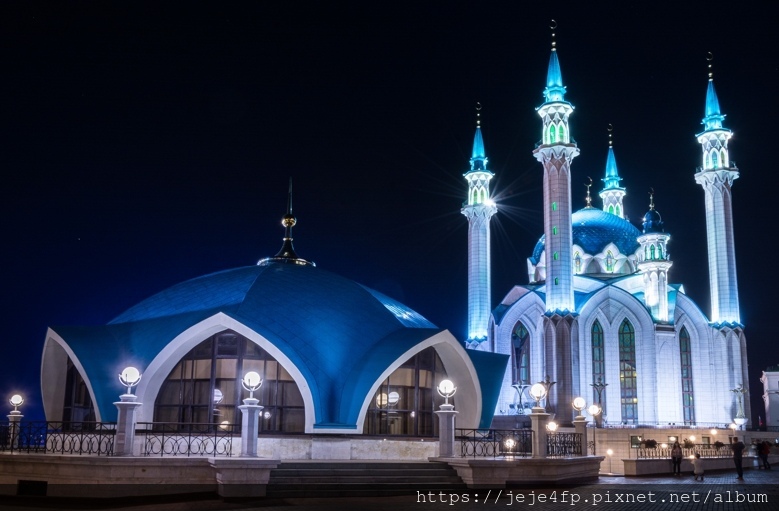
[670,437,772,481]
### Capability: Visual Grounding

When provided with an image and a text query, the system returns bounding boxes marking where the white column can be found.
[529,408,549,459]
[7,411,23,449]
[238,397,263,457]
[114,394,142,456]
[435,404,458,458]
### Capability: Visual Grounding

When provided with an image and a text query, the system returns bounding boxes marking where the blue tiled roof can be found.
[530,208,640,264]
[55,263,443,426]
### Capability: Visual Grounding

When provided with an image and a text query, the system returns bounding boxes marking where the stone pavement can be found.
[1,467,778,511]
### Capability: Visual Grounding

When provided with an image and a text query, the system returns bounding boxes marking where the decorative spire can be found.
[257,178,315,267]
[470,102,487,171]
[543,20,566,103]
[642,188,665,234]
[602,124,623,190]
[648,188,655,211]
[585,177,593,207]
[703,53,725,131]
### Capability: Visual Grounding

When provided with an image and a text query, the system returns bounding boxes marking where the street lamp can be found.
[731,384,748,429]
[546,421,558,432]
[572,397,586,420]
[119,366,142,395]
[437,379,457,407]
[512,382,531,415]
[529,383,547,412]
[606,448,614,474]
[9,394,23,414]
[242,371,263,400]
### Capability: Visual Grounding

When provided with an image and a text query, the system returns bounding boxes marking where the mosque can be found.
[463,41,749,428]
[38,38,748,440]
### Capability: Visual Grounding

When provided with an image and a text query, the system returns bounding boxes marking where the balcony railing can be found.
[546,432,582,457]
[0,421,115,455]
[456,428,533,458]
[137,422,239,457]
[636,444,734,459]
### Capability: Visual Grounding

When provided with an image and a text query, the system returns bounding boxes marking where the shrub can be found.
[644,439,658,448]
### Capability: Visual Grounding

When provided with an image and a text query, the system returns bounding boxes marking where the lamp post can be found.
[572,397,588,456]
[731,384,748,430]
[528,383,549,458]
[434,380,458,458]
[511,382,531,415]
[114,366,143,456]
[239,371,264,457]
[606,448,614,474]
[590,378,608,428]
[8,394,23,450]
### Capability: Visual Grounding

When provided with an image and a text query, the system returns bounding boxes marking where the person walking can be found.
[691,453,705,481]
[671,441,683,476]
[759,441,772,470]
[732,437,746,480]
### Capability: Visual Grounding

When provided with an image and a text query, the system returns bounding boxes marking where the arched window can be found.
[657,244,664,259]
[553,251,559,261]
[618,319,637,424]
[591,321,606,415]
[154,330,305,432]
[704,152,711,169]
[615,205,621,217]
[720,149,727,168]
[711,151,719,168]
[649,245,656,260]
[558,124,566,143]
[606,251,615,272]
[554,277,559,285]
[471,189,478,205]
[574,252,582,274]
[679,327,695,424]
[608,205,614,215]
[364,347,449,436]
[512,322,530,385]
[549,125,556,144]
[552,202,557,211]
[552,226,558,235]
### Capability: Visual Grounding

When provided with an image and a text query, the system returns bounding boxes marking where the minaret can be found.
[532,24,579,313]
[637,190,673,321]
[599,126,626,219]
[694,55,740,324]
[258,178,315,267]
[462,105,497,347]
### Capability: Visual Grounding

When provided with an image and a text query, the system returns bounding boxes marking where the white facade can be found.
[464,48,749,428]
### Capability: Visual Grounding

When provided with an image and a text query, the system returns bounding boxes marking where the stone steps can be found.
[266,461,466,498]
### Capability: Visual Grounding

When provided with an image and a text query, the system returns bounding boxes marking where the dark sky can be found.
[1,2,775,422]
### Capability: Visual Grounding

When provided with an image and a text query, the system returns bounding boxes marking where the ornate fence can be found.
[137,422,238,457]
[636,444,734,459]
[546,432,582,457]
[0,421,115,455]
[456,428,533,458]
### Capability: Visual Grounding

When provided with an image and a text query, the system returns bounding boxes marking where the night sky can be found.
[1,3,775,422]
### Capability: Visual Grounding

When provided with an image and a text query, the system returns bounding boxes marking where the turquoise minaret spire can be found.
[533,22,579,313]
[694,55,740,324]
[462,104,497,347]
[637,190,673,322]
[599,126,626,218]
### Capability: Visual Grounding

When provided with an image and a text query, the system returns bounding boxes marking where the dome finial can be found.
[608,123,613,147]
[476,101,482,128]
[550,19,557,52]
[585,176,593,208]
[257,178,315,267]
[648,188,655,211]
[707,52,714,82]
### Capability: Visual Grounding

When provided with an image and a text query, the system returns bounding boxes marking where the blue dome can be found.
[642,209,664,233]
[53,263,441,427]
[530,208,641,264]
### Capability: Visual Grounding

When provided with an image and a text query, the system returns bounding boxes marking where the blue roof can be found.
[530,208,641,264]
[602,146,623,190]
[642,209,664,233]
[543,50,567,103]
[469,126,488,172]
[55,263,444,426]
[702,80,726,131]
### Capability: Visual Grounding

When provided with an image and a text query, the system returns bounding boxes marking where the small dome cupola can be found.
[258,179,315,267]
[641,190,664,234]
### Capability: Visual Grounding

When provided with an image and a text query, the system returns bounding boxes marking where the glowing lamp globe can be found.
[242,371,263,399]
[119,366,142,394]
[437,379,456,405]
[376,392,389,407]
[388,391,400,406]
[588,404,602,416]
[546,421,558,432]
[529,383,547,409]
[9,394,23,412]
[572,396,586,412]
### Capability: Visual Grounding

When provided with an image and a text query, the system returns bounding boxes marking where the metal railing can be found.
[138,422,238,457]
[1,421,115,455]
[601,421,728,429]
[546,432,582,457]
[636,444,734,459]
[456,428,533,458]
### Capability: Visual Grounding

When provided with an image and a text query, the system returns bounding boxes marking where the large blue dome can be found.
[530,208,641,264]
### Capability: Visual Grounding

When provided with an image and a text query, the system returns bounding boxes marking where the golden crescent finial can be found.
[707,52,714,80]
[648,188,655,210]
[550,19,557,30]
[475,102,482,126]
[608,124,614,146]
[550,19,557,50]
[707,52,714,61]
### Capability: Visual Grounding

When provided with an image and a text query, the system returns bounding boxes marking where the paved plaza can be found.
[1,467,778,511]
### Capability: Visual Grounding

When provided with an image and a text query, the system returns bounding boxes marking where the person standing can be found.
[759,441,772,470]
[732,437,746,480]
[671,441,683,476]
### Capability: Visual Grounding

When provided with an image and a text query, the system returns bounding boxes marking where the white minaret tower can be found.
[532,27,579,313]
[694,56,740,324]
[462,105,497,347]
[599,126,627,219]
[637,191,673,322]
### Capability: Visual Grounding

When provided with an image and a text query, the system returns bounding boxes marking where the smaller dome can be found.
[642,209,664,233]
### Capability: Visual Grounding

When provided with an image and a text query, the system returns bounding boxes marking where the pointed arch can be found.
[608,205,614,215]
[549,125,556,144]
[720,149,727,168]
[512,322,530,385]
[649,245,656,260]
[574,252,582,274]
[558,123,566,143]
[591,320,606,414]
[618,319,638,424]
[711,150,719,168]
[679,326,695,424]
[615,205,621,218]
